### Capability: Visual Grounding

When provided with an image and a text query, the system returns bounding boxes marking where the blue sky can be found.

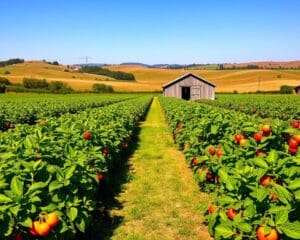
[1,0,300,64]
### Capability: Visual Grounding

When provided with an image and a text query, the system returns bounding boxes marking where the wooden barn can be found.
[295,86,300,95]
[162,72,215,100]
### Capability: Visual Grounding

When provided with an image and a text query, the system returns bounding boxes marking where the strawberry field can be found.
[0,94,152,239]
[0,94,138,131]
[199,94,300,120]
[159,96,300,240]
[1,93,300,240]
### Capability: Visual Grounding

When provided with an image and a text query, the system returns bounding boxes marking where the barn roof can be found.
[162,72,216,89]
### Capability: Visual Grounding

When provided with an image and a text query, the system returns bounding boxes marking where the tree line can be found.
[79,66,136,81]
[0,58,24,67]
[0,77,114,94]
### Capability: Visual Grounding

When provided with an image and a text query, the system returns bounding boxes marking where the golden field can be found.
[1,61,300,92]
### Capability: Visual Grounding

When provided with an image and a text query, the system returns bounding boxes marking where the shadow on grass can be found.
[75,99,154,240]
[74,126,142,240]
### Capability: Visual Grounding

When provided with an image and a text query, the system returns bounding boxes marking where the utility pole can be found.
[80,56,92,65]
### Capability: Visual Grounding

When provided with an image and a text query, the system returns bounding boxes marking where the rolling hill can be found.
[1,61,300,92]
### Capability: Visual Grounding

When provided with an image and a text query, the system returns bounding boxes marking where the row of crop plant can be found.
[0,96,152,239]
[159,97,300,240]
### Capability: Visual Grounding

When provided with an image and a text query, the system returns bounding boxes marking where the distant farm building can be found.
[295,86,300,95]
[162,72,215,100]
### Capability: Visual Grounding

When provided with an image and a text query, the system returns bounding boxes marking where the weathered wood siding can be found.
[163,75,215,100]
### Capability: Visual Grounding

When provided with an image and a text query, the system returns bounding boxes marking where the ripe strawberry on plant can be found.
[294,134,300,144]
[289,139,298,148]
[215,149,222,158]
[262,124,271,136]
[227,208,236,220]
[97,172,104,180]
[103,147,109,154]
[256,226,279,240]
[260,175,272,186]
[254,132,263,142]
[192,156,199,165]
[269,191,278,202]
[289,146,298,155]
[292,120,300,128]
[208,204,216,214]
[82,130,91,140]
[45,212,59,228]
[234,134,244,144]
[206,172,213,180]
[29,221,51,237]
[256,150,266,156]
[208,147,215,155]
[239,138,248,146]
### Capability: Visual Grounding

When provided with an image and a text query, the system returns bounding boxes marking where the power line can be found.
[80,56,92,65]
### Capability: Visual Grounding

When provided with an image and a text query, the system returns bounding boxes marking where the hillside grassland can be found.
[1,61,300,92]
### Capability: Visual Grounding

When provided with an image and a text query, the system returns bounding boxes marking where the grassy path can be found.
[110,97,211,240]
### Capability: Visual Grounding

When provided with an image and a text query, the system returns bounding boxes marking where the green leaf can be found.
[242,126,256,132]
[275,210,289,225]
[0,194,13,203]
[288,179,300,190]
[49,181,63,192]
[19,217,32,228]
[217,196,236,205]
[10,176,23,196]
[198,201,208,213]
[294,189,300,200]
[215,225,234,238]
[67,207,78,221]
[268,206,288,214]
[250,187,268,202]
[41,203,58,212]
[226,179,235,191]
[282,222,300,239]
[237,222,252,233]
[9,205,20,216]
[75,217,86,232]
[252,158,269,168]
[64,165,76,180]
[274,184,293,204]
[27,182,48,195]
[218,169,229,182]
[208,212,217,236]
[210,125,219,134]
[266,150,278,164]
[0,152,15,160]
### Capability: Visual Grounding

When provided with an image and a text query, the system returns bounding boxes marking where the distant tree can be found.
[48,81,73,93]
[0,77,10,85]
[52,61,59,65]
[23,78,49,89]
[280,85,293,94]
[0,58,24,67]
[4,70,11,75]
[80,66,135,81]
[92,83,114,93]
[0,84,6,93]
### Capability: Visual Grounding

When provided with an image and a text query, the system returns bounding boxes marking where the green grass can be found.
[110,97,211,240]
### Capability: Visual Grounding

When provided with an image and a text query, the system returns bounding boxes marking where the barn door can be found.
[191,86,201,100]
